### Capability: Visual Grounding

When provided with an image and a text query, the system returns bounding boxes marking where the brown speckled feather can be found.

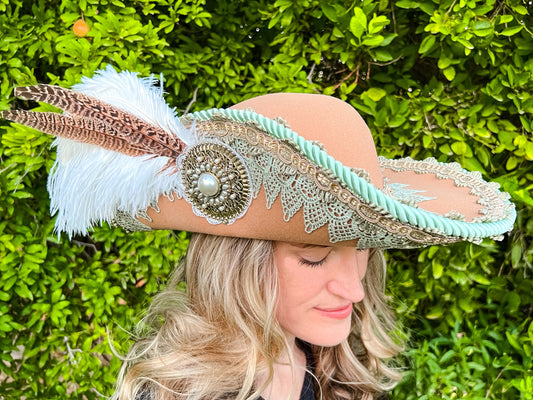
[1,110,147,157]
[8,84,186,158]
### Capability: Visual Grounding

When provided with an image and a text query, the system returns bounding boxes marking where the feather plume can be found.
[48,140,183,236]
[2,66,195,235]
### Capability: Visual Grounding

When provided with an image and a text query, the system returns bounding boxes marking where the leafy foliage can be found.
[0,0,531,399]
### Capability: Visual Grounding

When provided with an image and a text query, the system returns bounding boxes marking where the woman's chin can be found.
[298,322,351,347]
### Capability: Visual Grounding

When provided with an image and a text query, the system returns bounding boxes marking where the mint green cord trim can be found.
[190,108,515,239]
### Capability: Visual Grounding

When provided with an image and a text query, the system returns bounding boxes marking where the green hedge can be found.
[0,0,531,399]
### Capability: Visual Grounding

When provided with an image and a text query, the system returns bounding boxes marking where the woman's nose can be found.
[326,253,366,303]
[326,277,365,303]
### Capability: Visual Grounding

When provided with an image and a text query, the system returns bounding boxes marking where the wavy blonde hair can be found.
[112,234,403,400]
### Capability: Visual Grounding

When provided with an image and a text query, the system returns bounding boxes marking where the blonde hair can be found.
[112,234,403,400]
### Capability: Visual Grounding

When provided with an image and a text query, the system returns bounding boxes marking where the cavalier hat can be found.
[1,67,516,249]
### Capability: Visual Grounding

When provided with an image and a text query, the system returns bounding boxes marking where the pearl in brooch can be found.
[197,173,220,197]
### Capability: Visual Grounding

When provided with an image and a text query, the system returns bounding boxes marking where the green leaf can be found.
[498,15,514,24]
[475,146,490,167]
[11,191,32,199]
[487,119,499,133]
[470,273,491,285]
[511,243,522,267]
[511,4,528,15]
[423,135,432,148]
[443,66,456,81]
[419,35,436,54]
[15,282,33,300]
[506,155,518,170]
[474,5,493,15]
[426,304,443,319]
[456,37,474,49]
[395,0,417,9]
[459,296,474,313]
[462,157,485,172]
[472,20,493,37]
[500,25,523,36]
[472,20,491,30]
[0,291,11,301]
[451,141,467,155]
[350,7,367,39]
[438,54,452,69]
[432,260,443,279]
[439,143,453,156]
[368,15,390,35]
[51,288,62,303]
[365,88,387,101]
[525,142,533,161]
[373,48,393,62]
[362,34,384,46]
[320,3,338,22]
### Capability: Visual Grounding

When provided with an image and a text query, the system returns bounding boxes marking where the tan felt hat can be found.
[1,67,515,249]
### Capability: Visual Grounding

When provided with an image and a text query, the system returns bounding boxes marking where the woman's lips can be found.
[314,304,353,319]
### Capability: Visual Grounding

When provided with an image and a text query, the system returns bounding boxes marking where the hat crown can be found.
[232,93,384,190]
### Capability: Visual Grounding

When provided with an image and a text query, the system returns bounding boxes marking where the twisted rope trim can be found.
[190,108,516,240]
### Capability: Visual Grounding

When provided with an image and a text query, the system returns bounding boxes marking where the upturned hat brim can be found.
[143,93,514,248]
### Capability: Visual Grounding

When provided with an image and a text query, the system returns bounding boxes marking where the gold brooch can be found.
[178,139,252,224]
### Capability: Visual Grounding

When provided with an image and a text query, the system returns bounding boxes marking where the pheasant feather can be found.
[10,84,186,158]
[1,110,147,157]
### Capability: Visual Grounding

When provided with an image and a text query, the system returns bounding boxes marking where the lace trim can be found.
[385,182,436,207]
[379,156,512,224]
[195,118,455,249]
[111,210,152,232]
[191,108,515,240]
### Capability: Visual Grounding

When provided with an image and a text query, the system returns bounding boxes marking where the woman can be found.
[114,235,400,400]
[1,67,515,399]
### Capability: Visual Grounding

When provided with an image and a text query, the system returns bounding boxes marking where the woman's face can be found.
[273,242,368,347]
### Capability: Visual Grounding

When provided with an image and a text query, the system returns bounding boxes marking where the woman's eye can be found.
[299,256,327,267]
